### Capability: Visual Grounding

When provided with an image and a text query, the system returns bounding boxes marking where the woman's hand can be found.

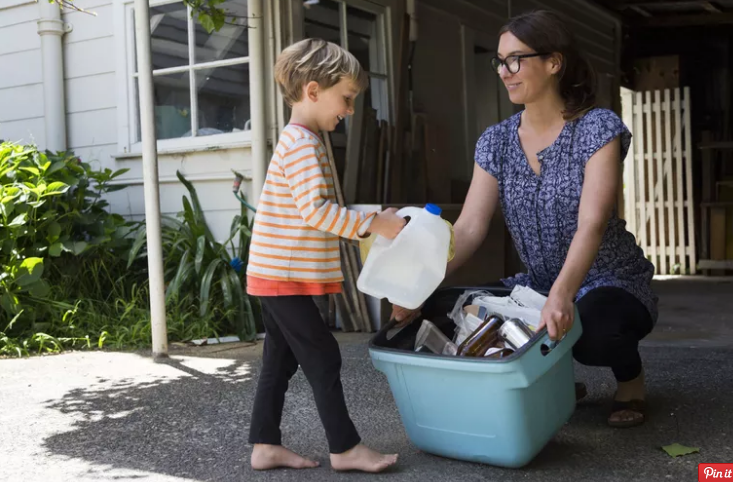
[390,304,423,327]
[539,291,575,341]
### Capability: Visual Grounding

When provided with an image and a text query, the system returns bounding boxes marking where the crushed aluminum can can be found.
[498,318,534,350]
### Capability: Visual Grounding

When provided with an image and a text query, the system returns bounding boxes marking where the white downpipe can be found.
[248,0,267,206]
[134,0,168,359]
[37,1,67,152]
[406,0,417,42]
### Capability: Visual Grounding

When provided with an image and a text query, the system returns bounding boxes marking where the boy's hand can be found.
[368,208,406,239]
[391,304,423,327]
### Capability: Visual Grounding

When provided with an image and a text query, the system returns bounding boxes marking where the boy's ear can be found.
[305,81,320,102]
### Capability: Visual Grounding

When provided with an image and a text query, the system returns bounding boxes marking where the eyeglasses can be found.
[490,53,549,75]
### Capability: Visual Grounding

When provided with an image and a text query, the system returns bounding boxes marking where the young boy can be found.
[246,38,405,473]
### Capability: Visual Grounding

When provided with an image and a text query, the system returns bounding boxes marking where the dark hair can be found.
[499,10,596,120]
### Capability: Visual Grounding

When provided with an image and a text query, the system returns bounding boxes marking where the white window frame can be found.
[114,0,252,156]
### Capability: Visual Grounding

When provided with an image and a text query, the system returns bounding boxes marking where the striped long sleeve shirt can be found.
[246,124,375,296]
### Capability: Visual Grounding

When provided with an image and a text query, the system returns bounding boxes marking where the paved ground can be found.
[1,277,732,482]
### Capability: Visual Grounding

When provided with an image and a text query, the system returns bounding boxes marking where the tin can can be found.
[498,318,533,350]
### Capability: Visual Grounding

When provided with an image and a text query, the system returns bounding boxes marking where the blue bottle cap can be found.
[425,203,441,216]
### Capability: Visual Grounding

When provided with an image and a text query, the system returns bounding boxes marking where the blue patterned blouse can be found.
[475,108,658,323]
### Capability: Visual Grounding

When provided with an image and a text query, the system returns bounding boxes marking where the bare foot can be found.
[330,444,398,473]
[251,444,320,470]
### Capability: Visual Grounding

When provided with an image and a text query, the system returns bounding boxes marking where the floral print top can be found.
[475,108,658,323]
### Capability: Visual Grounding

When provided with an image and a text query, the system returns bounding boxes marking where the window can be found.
[303,0,391,133]
[120,0,251,152]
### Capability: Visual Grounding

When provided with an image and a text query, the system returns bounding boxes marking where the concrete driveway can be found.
[1,278,732,482]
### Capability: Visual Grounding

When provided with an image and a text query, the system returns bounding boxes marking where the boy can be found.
[246,38,405,473]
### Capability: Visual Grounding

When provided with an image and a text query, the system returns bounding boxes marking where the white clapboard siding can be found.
[621,87,697,275]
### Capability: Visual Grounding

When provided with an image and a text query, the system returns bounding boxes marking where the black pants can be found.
[573,287,654,382]
[248,295,361,454]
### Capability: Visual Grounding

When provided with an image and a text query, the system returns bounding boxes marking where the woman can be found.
[393,10,657,428]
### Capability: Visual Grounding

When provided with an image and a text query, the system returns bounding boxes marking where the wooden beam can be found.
[702,1,722,13]
[630,5,652,17]
[698,259,733,270]
[636,12,733,27]
[624,0,724,8]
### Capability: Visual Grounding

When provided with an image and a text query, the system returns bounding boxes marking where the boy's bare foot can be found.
[330,444,398,473]
[251,444,320,470]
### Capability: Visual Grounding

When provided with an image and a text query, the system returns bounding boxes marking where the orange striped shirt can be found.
[246,124,376,296]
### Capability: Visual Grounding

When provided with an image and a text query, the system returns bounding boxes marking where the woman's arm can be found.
[391,163,499,323]
[541,136,621,339]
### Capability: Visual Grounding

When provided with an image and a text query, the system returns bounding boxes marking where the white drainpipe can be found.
[248,0,267,206]
[37,1,68,152]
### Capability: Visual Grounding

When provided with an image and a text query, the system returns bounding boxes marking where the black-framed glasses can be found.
[490,53,549,74]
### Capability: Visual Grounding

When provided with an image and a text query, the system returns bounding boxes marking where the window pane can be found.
[150,3,189,70]
[135,72,191,141]
[193,0,249,62]
[196,64,250,136]
[346,6,380,74]
[304,0,341,46]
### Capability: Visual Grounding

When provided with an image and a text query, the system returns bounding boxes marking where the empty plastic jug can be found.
[357,204,451,310]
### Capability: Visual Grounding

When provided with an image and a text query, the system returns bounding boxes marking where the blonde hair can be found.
[274,38,368,106]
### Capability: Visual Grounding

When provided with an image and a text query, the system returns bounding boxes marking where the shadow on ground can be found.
[39,339,733,482]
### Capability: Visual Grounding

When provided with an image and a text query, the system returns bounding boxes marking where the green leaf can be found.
[29,279,50,298]
[47,221,61,242]
[15,257,44,287]
[198,12,215,33]
[194,235,206,274]
[127,227,148,267]
[45,161,67,176]
[62,240,88,255]
[661,443,700,458]
[20,166,40,176]
[48,242,63,257]
[44,181,70,195]
[199,258,223,317]
[220,269,233,308]
[0,292,20,316]
[8,213,27,227]
[166,249,192,301]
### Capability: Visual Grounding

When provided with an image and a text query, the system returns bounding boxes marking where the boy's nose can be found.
[346,107,354,116]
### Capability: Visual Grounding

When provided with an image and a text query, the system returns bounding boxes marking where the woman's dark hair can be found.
[499,10,596,120]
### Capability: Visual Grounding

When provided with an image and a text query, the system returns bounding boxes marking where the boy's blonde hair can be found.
[274,38,369,106]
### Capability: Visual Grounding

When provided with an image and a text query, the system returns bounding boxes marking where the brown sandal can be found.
[608,399,646,428]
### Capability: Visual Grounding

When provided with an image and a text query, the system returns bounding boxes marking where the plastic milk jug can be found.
[357,204,451,310]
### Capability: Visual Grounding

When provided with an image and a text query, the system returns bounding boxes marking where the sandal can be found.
[608,399,646,428]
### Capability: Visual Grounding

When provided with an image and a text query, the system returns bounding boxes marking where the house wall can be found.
[0,0,268,243]
[0,0,46,147]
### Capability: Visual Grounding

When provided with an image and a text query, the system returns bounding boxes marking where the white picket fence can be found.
[621,87,697,275]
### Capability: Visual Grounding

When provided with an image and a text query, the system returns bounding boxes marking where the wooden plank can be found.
[343,93,365,205]
[673,88,688,275]
[375,120,387,204]
[621,89,636,234]
[644,91,658,273]
[683,87,697,274]
[710,208,727,276]
[637,12,733,28]
[654,90,667,274]
[635,91,647,252]
[389,14,411,203]
[664,89,677,273]
[699,142,733,150]
[700,131,713,274]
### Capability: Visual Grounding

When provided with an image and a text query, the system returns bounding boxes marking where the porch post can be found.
[134,0,168,359]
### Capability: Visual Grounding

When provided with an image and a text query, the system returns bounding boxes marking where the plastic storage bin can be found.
[369,286,582,468]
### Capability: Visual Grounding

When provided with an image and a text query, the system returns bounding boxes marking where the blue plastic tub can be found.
[368,286,582,468]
